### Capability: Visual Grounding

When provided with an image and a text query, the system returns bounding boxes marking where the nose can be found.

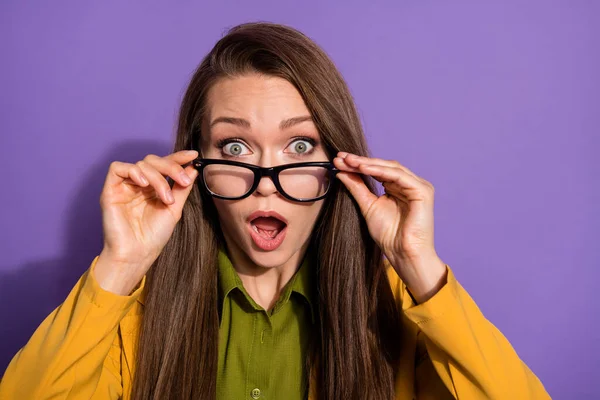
[253,153,279,197]
[254,171,278,197]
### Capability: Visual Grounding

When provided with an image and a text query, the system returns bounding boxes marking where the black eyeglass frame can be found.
[191,158,340,202]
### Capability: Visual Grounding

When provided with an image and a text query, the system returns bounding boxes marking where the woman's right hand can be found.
[93,150,200,295]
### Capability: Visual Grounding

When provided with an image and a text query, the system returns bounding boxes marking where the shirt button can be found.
[251,388,261,399]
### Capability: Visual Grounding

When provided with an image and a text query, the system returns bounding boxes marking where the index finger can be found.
[166,150,199,164]
[338,152,418,179]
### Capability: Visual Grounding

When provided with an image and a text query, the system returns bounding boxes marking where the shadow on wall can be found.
[0,139,174,374]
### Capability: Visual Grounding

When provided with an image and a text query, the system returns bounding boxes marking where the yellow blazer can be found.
[0,257,550,399]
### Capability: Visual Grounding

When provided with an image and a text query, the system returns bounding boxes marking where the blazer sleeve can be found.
[386,261,550,399]
[0,256,145,400]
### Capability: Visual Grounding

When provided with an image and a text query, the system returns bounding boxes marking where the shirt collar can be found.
[137,249,316,320]
[217,248,316,321]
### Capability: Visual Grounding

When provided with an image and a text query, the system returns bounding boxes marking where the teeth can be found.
[251,222,281,239]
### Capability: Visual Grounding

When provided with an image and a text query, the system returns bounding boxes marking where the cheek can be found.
[292,203,325,234]
[213,200,242,230]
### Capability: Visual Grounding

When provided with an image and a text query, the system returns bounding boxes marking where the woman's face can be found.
[200,74,329,269]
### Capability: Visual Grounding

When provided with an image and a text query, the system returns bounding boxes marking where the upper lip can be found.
[247,210,288,225]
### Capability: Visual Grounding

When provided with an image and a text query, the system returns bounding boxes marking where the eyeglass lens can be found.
[202,164,331,200]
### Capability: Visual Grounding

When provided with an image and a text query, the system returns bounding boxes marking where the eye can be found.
[218,140,251,157]
[286,138,315,155]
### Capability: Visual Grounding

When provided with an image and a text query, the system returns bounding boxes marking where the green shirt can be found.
[216,249,315,400]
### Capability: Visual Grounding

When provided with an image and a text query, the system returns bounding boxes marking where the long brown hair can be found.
[131,22,402,400]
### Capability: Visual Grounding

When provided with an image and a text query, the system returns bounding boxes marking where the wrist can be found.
[391,253,447,304]
[94,250,145,296]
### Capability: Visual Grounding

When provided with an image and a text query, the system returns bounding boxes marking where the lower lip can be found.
[248,222,287,251]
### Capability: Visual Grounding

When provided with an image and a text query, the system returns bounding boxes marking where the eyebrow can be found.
[209,115,313,130]
[279,115,313,130]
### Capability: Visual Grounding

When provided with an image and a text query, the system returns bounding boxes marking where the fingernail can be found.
[140,175,149,185]
[185,150,198,156]
[166,190,175,203]
[180,172,192,185]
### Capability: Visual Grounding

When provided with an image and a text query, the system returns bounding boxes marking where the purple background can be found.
[1,1,598,397]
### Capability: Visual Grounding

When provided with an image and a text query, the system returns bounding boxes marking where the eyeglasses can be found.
[191,158,339,202]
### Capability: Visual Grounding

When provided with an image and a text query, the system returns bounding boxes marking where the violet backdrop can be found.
[1,1,598,398]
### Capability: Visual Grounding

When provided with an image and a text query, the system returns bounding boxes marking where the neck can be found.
[223,237,310,311]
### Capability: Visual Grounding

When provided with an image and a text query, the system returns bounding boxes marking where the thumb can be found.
[336,172,378,217]
[171,166,199,207]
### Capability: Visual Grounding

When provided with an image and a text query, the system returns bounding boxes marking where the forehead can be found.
[205,74,310,125]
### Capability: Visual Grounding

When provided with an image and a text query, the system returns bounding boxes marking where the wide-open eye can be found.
[219,140,251,157]
[286,138,315,155]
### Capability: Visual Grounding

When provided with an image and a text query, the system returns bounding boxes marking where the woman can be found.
[0,22,549,399]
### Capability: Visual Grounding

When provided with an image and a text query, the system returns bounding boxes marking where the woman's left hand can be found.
[334,152,448,303]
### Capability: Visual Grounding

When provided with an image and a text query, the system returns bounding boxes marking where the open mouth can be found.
[251,216,287,238]
[247,211,288,251]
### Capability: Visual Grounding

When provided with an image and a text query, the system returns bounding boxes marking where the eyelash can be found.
[215,137,244,150]
[215,136,318,157]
